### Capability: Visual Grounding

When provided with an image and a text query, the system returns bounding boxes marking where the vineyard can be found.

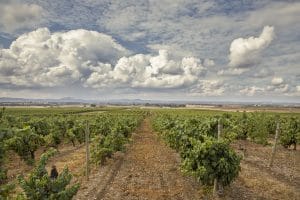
[152,110,299,199]
[0,107,299,199]
[0,107,145,199]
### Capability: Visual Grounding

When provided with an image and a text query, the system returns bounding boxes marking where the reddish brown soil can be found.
[75,119,202,200]
[5,143,86,196]
[5,143,85,182]
[226,140,300,200]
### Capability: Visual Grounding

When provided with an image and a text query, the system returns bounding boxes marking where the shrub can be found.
[18,148,80,200]
[280,117,299,150]
[182,137,241,186]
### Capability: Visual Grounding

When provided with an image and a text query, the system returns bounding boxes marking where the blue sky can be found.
[0,0,299,102]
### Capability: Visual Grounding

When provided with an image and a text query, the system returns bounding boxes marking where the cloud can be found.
[190,80,225,96]
[267,77,291,94]
[276,84,300,97]
[228,26,274,68]
[239,86,264,96]
[0,1,45,33]
[0,28,209,92]
[239,77,292,97]
[252,67,274,78]
[96,0,236,59]
[0,28,128,87]
[203,59,215,68]
[267,84,290,94]
[217,68,249,76]
[85,50,207,89]
[271,77,284,86]
[247,2,300,28]
[218,65,274,78]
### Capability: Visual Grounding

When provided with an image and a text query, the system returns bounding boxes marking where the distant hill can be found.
[0,97,299,107]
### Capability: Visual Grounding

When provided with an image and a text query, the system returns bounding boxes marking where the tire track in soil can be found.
[243,159,300,188]
[96,118,201,200]
[95,155,124,199]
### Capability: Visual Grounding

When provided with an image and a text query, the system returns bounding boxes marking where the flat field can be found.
[0,106,299,200]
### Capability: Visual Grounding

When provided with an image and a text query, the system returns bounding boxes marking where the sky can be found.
[0,0,299,102]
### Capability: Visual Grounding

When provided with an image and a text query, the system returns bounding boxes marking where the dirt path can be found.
[76,119,201,200]
[100,118,202,200]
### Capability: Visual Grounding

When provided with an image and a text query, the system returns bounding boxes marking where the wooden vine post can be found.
[213,118,223,198]
[85,121,90,181]
[269,121,280,167]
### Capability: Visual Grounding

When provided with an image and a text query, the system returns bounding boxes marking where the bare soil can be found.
[227,140,300,200]
[75,119,202,200]
[5,143,85,182]
[5,143,86,197]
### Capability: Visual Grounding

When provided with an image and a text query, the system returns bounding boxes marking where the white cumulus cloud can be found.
[267,77,291,94]
[229,26,275,68]
[85,50,207,89]
[271,77,284,86]
[0,28,128,87]
[0,28,210,92]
